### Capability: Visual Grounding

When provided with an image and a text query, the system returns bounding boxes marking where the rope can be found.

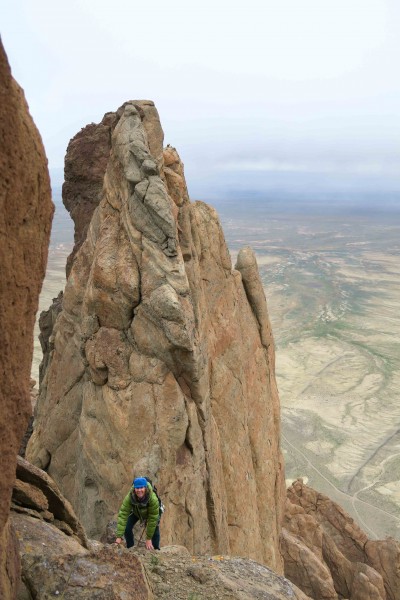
[137,522,146,545]
[59,553,79,599]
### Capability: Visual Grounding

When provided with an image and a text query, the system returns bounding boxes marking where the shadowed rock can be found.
[38,291,63,386]
[283,479,400,600]
[13,456,88,548]
[13,514,153,600]
[0,40,53,599]
[28,100,285,571]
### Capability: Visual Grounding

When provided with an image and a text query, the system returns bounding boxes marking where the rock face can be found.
[38,291,63,385]
[11,462,152,599]
[283,479,400,600]
[63,113,116,277]
[11,461,306,600]
[27,100,285,571]
[0,41,53,599]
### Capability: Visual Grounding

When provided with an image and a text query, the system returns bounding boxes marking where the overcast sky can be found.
[2,0,400,193]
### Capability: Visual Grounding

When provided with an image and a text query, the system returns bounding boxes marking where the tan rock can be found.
[12,480,48,513]
[281,529,337,599]
[28,101,285,572]
[142,551,312,600]
[15,456,88,548]
[12,514,153,599]
[0,40,53,599]
[163,145,190,207]
[284,480,399,600]
[366,538,400,600]
[287,479,368,563]
[12,513,87,558]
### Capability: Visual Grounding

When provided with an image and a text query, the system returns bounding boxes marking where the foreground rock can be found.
[143,545,310,600]
[12,456,88,548]
[12,459,151,598]
[283,479,400,600]
[27,101,284,570]
[15,520,308,600]
[11,463,306,599]
[0,41,53,599]
[14,515,152,600]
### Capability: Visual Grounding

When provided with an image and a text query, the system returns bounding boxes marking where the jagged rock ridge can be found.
[27,100,285,570]
[283,480,400,600]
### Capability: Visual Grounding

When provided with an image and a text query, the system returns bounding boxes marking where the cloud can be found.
[218,157,400,176]
[1,0,399,185]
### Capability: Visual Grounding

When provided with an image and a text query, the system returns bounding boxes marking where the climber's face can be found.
[135,486,146,499]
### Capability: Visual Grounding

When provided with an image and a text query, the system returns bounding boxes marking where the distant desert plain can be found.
[33,190,400,541]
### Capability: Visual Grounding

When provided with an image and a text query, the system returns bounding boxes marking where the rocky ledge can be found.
[12,461,306,599]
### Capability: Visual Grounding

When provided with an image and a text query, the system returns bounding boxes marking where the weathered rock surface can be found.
[0,40,53,599]
[142,545,311,600]
[19,380,38,458]
[12,456,88,548]
[13,512,309,600]
[11,465,307,599]
[13,514,153,599]
[27,100,285,571]
[283,479,400,600]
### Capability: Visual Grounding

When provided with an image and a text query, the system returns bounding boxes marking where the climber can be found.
[115,477,161,550]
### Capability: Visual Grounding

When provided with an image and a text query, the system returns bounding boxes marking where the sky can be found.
[2,0,400,196]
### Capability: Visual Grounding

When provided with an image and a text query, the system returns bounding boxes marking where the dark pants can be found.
[124,513,160,549]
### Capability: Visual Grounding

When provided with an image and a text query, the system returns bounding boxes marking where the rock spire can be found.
[27,100,285,570]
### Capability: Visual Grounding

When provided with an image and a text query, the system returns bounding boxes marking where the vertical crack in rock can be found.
[28,100,285,572]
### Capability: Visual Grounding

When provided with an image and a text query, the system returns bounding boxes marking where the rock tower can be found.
[27,101,284,571]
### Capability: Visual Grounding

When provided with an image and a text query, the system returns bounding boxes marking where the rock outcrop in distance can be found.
[27,100,285,571]
[283,479,400,600]
[0,40,53,599]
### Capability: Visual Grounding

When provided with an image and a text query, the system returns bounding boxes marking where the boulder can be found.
[13,514,152,599]
[27,101,285,571]
[0,40,53,599]
[13,456,88,548]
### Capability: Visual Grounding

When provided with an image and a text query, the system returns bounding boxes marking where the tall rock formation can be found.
[0,40,53,599]
[27,100,285,570]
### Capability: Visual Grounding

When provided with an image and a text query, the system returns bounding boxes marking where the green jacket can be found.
[116,482,160,540]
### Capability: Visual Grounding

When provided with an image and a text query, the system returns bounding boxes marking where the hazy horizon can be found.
[50,166,400,217]
[3,0,400,201]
